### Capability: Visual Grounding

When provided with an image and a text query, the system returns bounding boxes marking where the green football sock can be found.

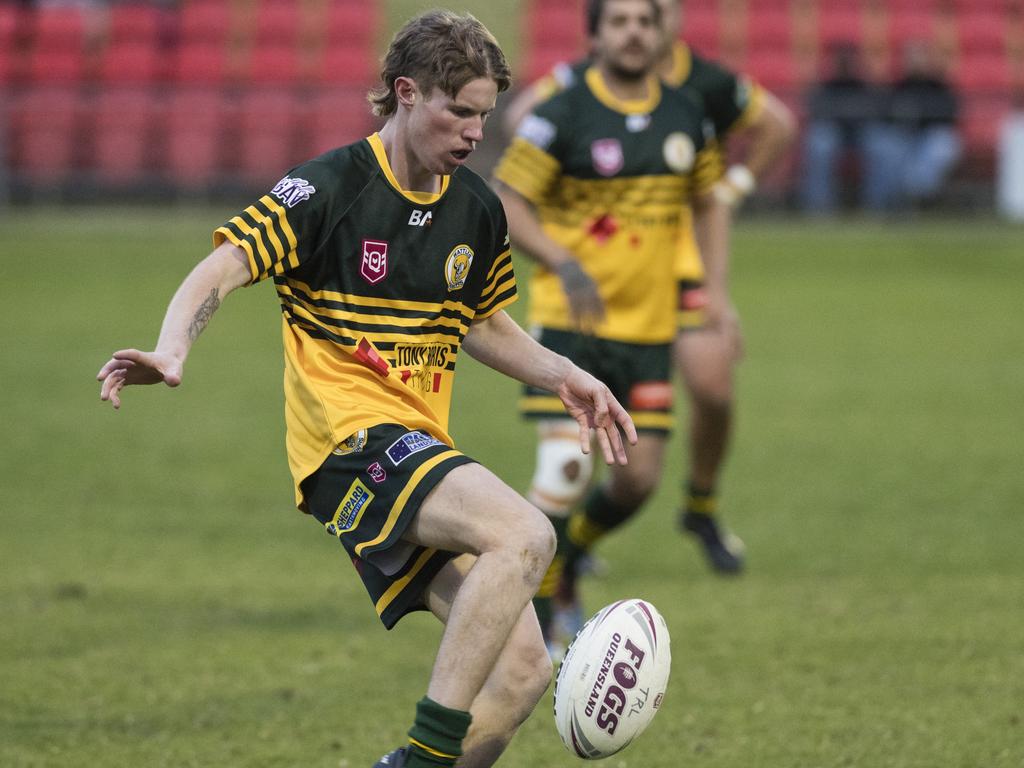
[685,482,718,517]
[565,487,637,573]
[405,696,472,767]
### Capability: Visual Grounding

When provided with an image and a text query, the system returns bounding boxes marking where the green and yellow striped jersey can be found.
[215,133,516,509]
[533,42,763,283]
[494,66,721,344]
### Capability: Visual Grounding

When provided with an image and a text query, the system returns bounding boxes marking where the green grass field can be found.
[2,207,1022,768]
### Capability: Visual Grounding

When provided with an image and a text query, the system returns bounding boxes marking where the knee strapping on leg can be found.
[527,427,594,516]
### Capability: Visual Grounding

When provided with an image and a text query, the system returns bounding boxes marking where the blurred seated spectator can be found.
[861,41,962,211]
[799,43,885,214]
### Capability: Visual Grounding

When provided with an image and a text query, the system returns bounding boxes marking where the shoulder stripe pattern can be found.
[215,195,299,283]
[476,249,517,319]
[493,138,561,205]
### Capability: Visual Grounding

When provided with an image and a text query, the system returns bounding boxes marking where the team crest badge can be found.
[361,239,389,284]
[662,132,696,173]
[591,138,624,177]
[445,244,474,291]
[332,428,368,455]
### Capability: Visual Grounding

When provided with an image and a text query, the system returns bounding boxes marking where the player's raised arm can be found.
[96,241,251,409]
[463,310,636,464]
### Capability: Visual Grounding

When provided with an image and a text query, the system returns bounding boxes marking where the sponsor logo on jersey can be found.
[445,244,474,291]
[394,342,450,369]
[385,431,444,465]
[366,462,387,484]
[662,132,696,173]
[271,176,316,208]
[591,138,624,177]
[360,239,389,284]
[518,114,557,151]
[625,113,651,133]
[408,209,433,227]
[395,342,449,393]
[332,428,368,455]
[325,479,374,536]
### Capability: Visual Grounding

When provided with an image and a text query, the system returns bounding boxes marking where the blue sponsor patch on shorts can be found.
[385,431,444,466]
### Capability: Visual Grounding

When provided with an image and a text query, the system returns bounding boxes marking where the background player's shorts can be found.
[520,327,673,434]
[678,279,708,330]
[300,423,475,629]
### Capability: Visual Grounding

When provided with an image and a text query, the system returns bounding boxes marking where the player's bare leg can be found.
[370,462,556,767]
[675,324,745,573]
[424,555,552,767]
[405,463,554,708]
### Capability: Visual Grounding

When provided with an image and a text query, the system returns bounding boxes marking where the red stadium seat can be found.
[0,51,10,87]
[161,88,227,189]
[29,6,86,50]
[9,87,82,185]
[178,0,232,45]
[253,0,302,46]
[684,5,720,55]
[960,100,1010,158]
[746,8,792,55]
[818,7,864,48]
[108,3,164,44]
[169,41,230,85]
[305,88,377,157]
[957,12,1007,54]
[87,88,159,184]
[316,46,376,87]
[97,40,163,85]
[523,0,585,82]
[26,46,87,86]
[325,1,379,45]
[888,11,936,48]
[745,50,800,91]
[243,44,304,86]
[953,51,1012,92]
[0,3,24,48]
[234,89,305,186]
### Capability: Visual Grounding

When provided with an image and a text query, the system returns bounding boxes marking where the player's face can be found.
[593,0,661,79]
[408,77,498,176]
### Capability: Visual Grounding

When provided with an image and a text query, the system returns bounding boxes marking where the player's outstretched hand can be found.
[556,366,637,465]
[96,349,183,409]
[555,261,605,334]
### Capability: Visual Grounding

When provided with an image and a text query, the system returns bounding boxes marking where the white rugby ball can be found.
[553,598,671,759]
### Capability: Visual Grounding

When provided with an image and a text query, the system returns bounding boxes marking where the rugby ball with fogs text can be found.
[553,598,671,759]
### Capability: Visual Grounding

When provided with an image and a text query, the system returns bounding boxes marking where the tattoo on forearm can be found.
[188,288,221,342]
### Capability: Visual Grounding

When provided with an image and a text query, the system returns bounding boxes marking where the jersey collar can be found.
[585,66,662,115]
[664,41,692,88]
[366,132,451,205]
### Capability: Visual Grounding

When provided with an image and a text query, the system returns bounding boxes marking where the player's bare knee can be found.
[517,513,556,587]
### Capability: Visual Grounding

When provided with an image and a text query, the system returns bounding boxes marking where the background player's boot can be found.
[372,747,407,767]
[681,510,745,574]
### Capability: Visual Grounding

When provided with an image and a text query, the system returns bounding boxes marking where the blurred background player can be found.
[97,11,636,768]
[502,0,796,593]
[862,39,962,212]
[493,0,732,654]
